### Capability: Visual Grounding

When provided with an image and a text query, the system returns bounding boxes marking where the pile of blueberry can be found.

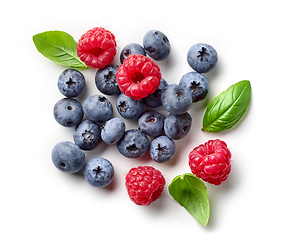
[51,29,218,188]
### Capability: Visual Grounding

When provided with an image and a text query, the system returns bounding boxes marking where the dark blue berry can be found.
[57,69,85,97]
[117,129,149,158]
[83,95,113,123]
[101,118,125,144]
[84,158,114,187]
[187,43,218,73]
[149,136,176,163]
[143,30,171,61]
[53,98,83,127]
[52,141,85,173]
[120,43,146,63]
[138,110,164,137]
[95,65,121,95]
[73,120,102,150]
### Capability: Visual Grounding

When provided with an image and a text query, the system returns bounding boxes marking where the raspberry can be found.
[125,166,165,206]
[188,139,231,185]
[116,55,161,100]
[77,27,117,69]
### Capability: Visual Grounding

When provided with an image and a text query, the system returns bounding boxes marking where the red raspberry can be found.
[188,139,231,185]
[125,166,165,206]
[77,27,117,69]
[116,55,161,100]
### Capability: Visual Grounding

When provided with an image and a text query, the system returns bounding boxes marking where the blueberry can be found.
[53,98,83,127]
[143,78,168,108]
[149,136,176,163]
[117,129,149,158]
[84,158,114,187]
[116,93,144,119]
[101,118,126,144]
[83,95,113,123]
[161,84,192,115]
[120,43,146,63]
[164,112,192,140]
[57,69,85,97]
[73,120,102,150]
[138,110,164,137]
[179,72,209,102]
[52,141,85,173]
[187,43,218,73]
[143,30,171,61]
[95,65,121,95]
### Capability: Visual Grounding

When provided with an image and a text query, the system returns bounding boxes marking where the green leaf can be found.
[33,30,87,69]
[202,80,251,132]
[168,173,210,226]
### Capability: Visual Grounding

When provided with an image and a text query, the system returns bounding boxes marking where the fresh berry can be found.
[179,72,209,102]
[125,166,165,206]
[117,129,149,158]
[143,30,171,61]
[138,110,164,137]
[164,112,192,140]
[116,93,144,119]
[120,43,146,64]
[116,54,161,100]
[149,136,176,163]
[143,78,168,108]
[187,43,218,73]
[53,98,83,127]
[84,157,114,187]
[83,95,113,123]
[77,27,117,69]
[161,84,192,115]
[101,118,126,144]
[95,64,121,95]
[52,141,85,173]
[58,69,85,97]
[188,139,231,185]
[73,120,102,150]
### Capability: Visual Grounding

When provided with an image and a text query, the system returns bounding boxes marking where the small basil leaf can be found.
[33,30,87,69]
[168,173,210,226]
[202,80,251,132]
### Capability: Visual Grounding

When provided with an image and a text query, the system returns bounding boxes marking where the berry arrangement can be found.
[33,27,251,226]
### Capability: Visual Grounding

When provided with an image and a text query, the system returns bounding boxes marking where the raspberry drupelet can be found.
[188,139,231,185]
[116,55,162,100]
[77,27,117,69]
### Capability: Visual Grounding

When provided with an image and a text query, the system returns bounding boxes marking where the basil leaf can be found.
[202,80,251,132]
[168,173,210,226]
[33,30,87,69]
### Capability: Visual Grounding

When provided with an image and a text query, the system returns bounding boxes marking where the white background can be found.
[1,0,280,239]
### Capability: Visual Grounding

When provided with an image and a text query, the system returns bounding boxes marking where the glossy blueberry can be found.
[116,93,144,119]
[143,78,168,108]
[73,120,102,150]
[143,30,171,61]
[138,110,164,137]
[149,136,176,163]
[187,43,218,73]
[52,141,85,173]
[101,118,125,144]
[83,95,113,123]
[53,98,83,127]
[161,84,192,115]
[179,72,209,102]
[95,65,121,95]
[117,129,149,158]
[57,69,85,97]
[84,158,114,187]
[164,112,192,140]
[120,43,146,63]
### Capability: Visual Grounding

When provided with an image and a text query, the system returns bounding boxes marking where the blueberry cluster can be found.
[51,29,218,189]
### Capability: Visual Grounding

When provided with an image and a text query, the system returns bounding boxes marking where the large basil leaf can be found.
[168,173,210,226]
[33,31,87,69]
[202,80,251,132]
